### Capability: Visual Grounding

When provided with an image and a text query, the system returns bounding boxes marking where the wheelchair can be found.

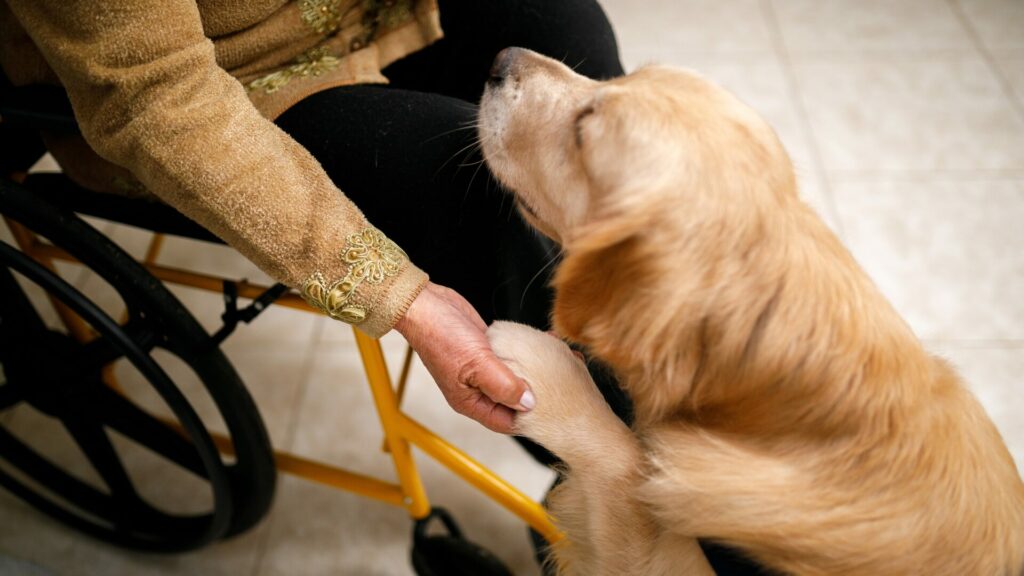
[0,82,560,574]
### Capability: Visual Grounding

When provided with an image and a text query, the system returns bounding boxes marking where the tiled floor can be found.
[2,1,1022,574]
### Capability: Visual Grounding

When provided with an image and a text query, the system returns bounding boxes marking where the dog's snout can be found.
[489,47,527,85]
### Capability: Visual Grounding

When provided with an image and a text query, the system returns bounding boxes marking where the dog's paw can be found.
[487,321,625,460]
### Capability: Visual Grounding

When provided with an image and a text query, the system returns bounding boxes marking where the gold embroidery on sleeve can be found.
[247,47,340,94]
[300,227,407,324]
[300,0,345,35]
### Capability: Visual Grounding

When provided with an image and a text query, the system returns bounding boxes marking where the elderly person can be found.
[0,0,623,433]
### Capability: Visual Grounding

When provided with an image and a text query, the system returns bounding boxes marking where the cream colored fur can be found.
[481,49,1024,576]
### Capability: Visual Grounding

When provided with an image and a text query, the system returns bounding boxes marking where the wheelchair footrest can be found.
[410,508,513,576]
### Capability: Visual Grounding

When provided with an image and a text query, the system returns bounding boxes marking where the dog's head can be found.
[480,48,800,417]
[480,48,793,244]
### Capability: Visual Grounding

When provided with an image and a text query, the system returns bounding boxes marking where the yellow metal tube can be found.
[163,419,408,508]
[354,328,432,519]
[381,345,417,453]
[274,451,408,507]
[400,415,563,544]
[142,233,165,265]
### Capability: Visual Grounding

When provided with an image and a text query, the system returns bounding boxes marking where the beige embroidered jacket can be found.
[0,0,442,337]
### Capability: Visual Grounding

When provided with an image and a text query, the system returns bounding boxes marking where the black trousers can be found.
[277,2,766,573]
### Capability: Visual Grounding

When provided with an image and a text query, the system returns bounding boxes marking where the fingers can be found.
[459,351,535,412]
[443,375,520,433]
[468,397,518,434]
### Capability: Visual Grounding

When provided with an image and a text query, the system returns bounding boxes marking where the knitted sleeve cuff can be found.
[298,226,428,338]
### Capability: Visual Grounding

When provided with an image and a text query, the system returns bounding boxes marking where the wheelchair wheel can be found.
[0,178,275,551]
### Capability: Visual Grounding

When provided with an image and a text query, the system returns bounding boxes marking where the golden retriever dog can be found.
[480,47,1024,575]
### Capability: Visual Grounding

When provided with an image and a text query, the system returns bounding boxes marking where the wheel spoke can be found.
[0,426,113,519]
[94,386,207,478]
[0,264,48,340]
[62,417,137,502]
[0,383,21,410]
[0,426,216,550]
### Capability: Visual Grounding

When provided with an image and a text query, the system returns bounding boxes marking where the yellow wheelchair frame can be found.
[3,192,562,546]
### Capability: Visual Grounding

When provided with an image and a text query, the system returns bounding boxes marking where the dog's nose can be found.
[489,47,527,85]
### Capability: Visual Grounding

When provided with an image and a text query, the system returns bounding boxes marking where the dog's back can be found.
[636,203,1024,575]
[641,357,1024,575]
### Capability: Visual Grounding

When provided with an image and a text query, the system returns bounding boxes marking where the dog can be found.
[480,47,1024,575]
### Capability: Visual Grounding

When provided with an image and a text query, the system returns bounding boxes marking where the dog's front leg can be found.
[488,322,713,575]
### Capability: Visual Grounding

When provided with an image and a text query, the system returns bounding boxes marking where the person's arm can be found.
[6,0,532,432]
[6,0,423,336]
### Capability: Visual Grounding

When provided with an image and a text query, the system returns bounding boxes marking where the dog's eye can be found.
[574,105,595,147]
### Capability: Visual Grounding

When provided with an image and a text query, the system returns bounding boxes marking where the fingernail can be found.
[518,389,536,411]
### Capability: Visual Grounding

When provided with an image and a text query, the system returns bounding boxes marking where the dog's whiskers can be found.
[519,243,563,310]
[434,135,484,180]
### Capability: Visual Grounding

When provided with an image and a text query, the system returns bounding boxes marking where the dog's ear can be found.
[551,212,650,360]
[574,86,639,201]
[575,83,692,216]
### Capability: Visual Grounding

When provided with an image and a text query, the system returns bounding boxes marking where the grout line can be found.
[781,48,981,59]
[947,0,1024,122]
[245,520,280,576]
[625,49,984,62]
[924,340,1024,350]
[759,0,846,239]
[248,317,325,576]
[827,169,1024,182]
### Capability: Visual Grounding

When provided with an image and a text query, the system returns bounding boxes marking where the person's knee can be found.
[439,0,624,80]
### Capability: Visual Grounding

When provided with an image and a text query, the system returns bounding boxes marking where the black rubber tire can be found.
[0,177,276,551]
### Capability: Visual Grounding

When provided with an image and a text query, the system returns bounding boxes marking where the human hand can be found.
[394,282,535,433]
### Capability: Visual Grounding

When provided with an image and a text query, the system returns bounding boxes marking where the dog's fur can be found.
[480,48,1024,576]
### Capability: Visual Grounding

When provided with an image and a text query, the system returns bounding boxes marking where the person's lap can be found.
[277,0,623,326]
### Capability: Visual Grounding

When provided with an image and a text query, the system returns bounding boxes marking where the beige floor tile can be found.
[925,345,1024,473]
[100,221,163,262]
[28,153,61,174]
[833,178,1024,341]
[0,400,273,576]
[956,0,1024,53]
[0,488,93,575]
[264,338,554,575]
[771,0,972,54]
[3,404,107,492]
[4,267,68,333]
[994,54,1024,105]
[0,554,56,576]
[634,52,817,172]
[0,485,271,576]
[793,55,1024,171]
[255,476,414,576]
[795,170,841,235]
[1,216,14,244]
[600,0,774,55]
